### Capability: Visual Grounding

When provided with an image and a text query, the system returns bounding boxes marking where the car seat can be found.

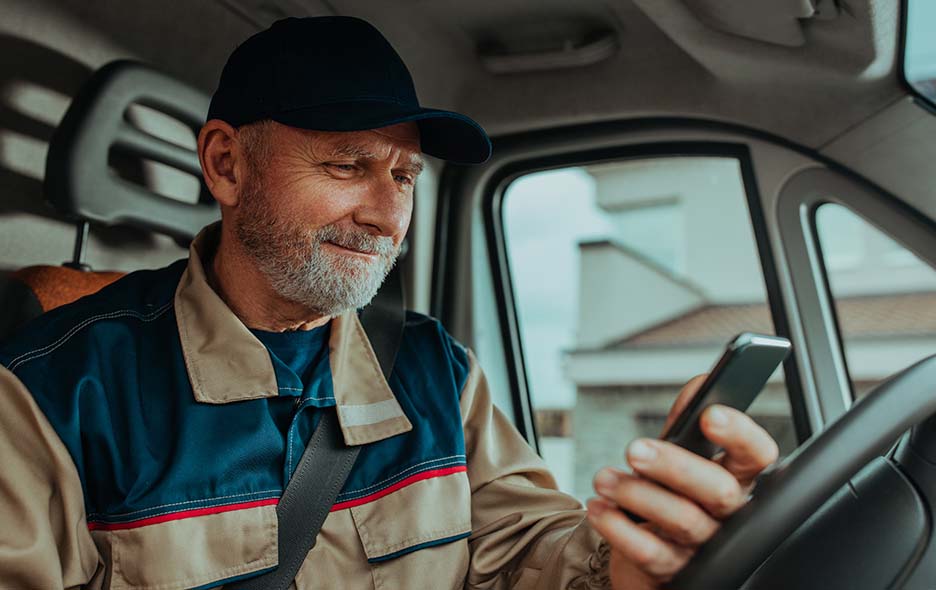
[0,60,218,342]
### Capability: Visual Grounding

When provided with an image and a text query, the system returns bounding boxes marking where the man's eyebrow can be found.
[403,156,425,176]
[330,143,425,175]
[331,144,381,160]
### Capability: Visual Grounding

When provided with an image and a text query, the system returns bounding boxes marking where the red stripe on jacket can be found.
[87,465,468,530]
[87,498,280,531]
[331,465,467,512]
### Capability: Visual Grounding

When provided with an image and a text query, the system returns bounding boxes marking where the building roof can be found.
[606,291,936,349]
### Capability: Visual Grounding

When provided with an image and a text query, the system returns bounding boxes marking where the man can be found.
[0,16,777,589]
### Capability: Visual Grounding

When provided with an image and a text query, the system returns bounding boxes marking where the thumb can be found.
[661,374,708,434]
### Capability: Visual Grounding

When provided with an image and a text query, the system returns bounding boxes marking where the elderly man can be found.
[0,16,777,590]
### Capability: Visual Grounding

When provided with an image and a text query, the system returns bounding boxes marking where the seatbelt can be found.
[239,266,406,590]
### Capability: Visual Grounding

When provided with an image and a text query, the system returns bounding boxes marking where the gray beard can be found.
[235,185,400,317]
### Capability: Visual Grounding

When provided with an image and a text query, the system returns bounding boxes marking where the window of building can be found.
[502,156,796,501]
[815,203,936,400]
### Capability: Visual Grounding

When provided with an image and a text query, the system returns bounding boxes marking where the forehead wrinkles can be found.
[368,128,421,165]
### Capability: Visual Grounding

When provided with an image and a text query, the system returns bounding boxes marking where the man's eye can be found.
[394,174,414,186]
[328,163,358,173]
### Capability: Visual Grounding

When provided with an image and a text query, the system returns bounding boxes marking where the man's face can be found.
[233,121,421,316]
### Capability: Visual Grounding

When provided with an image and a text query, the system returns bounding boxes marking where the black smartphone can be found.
[659,332,792,458]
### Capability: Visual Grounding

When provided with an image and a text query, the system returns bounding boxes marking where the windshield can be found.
[903,0,936,108]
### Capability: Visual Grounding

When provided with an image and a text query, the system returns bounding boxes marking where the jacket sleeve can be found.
[461,350,611,589]
[0,366,102,589]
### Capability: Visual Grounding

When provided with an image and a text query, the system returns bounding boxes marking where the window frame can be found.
[433,136,807,451]
[776,167,936,425]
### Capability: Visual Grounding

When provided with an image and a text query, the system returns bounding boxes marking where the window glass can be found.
[503,157,796,501]
[816,204,936,399]
[904,0,936,108]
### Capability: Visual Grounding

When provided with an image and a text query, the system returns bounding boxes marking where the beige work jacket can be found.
[0,227,609,589]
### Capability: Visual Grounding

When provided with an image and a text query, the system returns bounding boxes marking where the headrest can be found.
[44,60,218,242]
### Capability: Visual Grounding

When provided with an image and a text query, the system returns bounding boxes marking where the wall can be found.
[577,241,703,348]
[589,157,768,304]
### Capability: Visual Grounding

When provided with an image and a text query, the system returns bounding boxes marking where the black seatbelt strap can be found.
[239,266,406,590]
[237,411,356,590]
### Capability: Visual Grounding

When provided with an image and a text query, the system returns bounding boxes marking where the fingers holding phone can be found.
[659,333,790,458]
[587,406,781,587]
[699,404,780,487]
[657,376,775,482]
[592,466,719,546]
[585,332,788,588]
[586,437,749,586]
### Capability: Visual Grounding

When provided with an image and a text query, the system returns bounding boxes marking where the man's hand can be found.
[585,375,780,589]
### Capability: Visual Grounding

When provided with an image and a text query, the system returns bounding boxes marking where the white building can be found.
[557,157,936,500]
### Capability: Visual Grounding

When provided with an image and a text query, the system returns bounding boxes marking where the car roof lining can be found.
[3,0,932,255]
[39,0,901,146]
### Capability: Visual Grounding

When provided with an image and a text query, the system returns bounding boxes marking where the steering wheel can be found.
[668,354,936,589]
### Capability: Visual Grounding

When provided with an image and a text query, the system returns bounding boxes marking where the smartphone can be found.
[659,332,792,458]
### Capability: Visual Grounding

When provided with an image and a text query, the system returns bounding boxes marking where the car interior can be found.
[1,0,935,588]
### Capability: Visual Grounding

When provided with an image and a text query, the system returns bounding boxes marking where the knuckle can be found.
[747,421,778,457]
[675,506,710,545]
[751,421,779,456]
[614,475,645,511]
[593,469,620,495]
[630,540,660,568]
[614,476,639,503]
[711,480,743,514]
[764,438,781,466]
[671,517,696,544]
[591,472,605,490]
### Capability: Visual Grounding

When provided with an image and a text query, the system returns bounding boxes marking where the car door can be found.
[429,110,936,586]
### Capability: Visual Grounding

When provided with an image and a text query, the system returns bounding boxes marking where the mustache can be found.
[314,224,397,256]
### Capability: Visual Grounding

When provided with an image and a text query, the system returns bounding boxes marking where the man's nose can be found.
[352,176,411,239]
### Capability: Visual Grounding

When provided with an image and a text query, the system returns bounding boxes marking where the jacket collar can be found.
[174,223,412,446]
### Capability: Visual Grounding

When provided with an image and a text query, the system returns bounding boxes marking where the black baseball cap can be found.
[207,16,492,165]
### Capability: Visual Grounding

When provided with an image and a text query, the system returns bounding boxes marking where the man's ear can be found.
[198,119,243,208]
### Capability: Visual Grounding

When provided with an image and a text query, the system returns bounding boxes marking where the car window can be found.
[815,203,936,400]
[903,0,936,109]
[502,156,797,501]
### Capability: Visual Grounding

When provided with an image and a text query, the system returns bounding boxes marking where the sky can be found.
[906,0,936,81]
[502,167,614,408]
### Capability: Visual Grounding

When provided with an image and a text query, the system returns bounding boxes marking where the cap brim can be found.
[270,101,491,165]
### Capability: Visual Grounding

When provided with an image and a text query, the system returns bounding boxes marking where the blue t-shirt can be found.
[250,322,334,479]
[250,323,332,398]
